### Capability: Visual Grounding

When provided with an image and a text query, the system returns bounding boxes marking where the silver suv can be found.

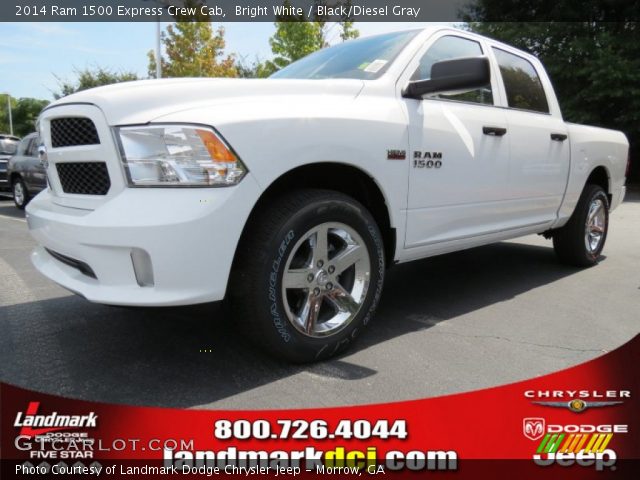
[8,133,46,209]
[0,134,20,194]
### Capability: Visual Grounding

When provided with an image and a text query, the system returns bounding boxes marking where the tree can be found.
[264,1,360,76]
[462,2,640,180]
[0,96,16,135]
[148,22,237,78]
[54,67,139,99]
[13,98,50,137]
[266,2,325,74]
[309,1,360,45]
[1,97,50,137]
[338,0,359,41]
[235,57,273,79]
[338,20,359,41]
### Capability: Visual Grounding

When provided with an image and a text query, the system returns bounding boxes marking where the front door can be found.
[403,34,511,250]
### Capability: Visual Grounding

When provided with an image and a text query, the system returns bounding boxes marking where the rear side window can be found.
[25,139,35,156]
[412,35,493,106]
[26,136,40,157]
[492,48,549,113]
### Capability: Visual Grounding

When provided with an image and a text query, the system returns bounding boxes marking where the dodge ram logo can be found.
[523,418,546,440]
[387,149,406,160]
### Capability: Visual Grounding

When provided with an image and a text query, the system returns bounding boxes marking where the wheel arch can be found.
[9,171,22,184]
[585,165,611,205]
[237,162,396,267]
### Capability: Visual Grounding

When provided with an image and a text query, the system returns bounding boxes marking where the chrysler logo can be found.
[532,400,623,413]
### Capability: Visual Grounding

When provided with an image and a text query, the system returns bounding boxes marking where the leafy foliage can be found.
[462,4,639,178]
[339,0,360,41]
[54,67,139,99]
[339,20,359,42]
[263,1,325,75]
[148,22,237,78]
[235,57,273,79]
[0,97,50,137]
[262,0,360,76]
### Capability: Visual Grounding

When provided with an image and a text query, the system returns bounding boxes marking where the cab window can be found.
[412,35,493,105]
[492,48,549,114]
[26,137,39,157]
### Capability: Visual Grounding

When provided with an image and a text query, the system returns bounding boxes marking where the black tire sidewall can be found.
[581,188,609,262]
[254,196,384,362]
[554,185,610,266]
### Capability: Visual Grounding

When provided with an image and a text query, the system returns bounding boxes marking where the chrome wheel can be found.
[281,222,371,338]
[13,181,25,206]
[585,198,606,253]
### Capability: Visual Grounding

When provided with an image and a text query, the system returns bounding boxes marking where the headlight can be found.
[116,124,247,187]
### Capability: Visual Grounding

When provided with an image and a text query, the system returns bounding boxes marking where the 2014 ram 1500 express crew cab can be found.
[27,27,629,361]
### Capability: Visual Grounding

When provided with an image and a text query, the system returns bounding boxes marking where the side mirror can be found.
[403,56,490,99]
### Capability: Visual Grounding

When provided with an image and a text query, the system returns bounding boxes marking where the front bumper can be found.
[26,176,261,306]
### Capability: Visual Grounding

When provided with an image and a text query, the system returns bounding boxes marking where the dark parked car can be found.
[0,134,20,193]
[8,133,47,209]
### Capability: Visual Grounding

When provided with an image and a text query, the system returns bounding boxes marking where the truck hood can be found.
[45,78,365,125]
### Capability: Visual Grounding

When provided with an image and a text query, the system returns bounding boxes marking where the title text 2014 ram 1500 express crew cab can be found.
[27,27,629,362]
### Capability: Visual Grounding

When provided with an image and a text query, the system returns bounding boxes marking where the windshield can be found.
[0,138,19,155]
[271,30,420,80]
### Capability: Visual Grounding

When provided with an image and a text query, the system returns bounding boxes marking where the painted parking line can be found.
[0,214,27,223]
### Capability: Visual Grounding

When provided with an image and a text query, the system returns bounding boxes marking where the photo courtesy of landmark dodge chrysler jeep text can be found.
[26,27,629,362]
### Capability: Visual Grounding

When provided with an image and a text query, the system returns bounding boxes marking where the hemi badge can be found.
[387,149,406,160]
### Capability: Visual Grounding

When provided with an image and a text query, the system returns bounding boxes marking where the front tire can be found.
[228,189,385,363]
[12,177,29,210]
[553,184,609,267]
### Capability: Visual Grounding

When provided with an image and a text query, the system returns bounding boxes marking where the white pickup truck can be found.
[27,27,628,362]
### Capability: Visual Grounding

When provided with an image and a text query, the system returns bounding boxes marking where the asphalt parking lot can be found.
[1,192,639,409]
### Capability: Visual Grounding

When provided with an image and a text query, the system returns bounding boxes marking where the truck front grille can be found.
[50,117,100,148]
[56,162,110,195]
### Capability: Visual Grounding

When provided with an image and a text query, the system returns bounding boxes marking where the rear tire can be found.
[228,189,385,363]
[12,177,29,210]
[552,184,609,267]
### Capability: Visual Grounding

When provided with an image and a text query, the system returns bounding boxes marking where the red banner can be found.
[2,335,638,478]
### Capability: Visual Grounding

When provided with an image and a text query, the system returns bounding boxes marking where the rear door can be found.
[22,136,41,190]
[490,47,570,226]
[9,137,31,185]
[28,135,47,190]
